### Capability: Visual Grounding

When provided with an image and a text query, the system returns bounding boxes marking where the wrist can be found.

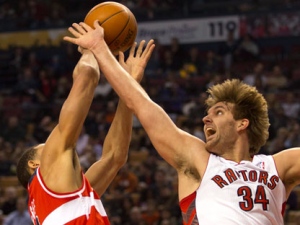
[90,39,110,57]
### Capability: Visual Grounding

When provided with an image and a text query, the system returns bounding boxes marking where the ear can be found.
[28,160,40,170]
[237,119,249,132]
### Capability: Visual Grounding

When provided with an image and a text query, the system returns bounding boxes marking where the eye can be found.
[216,110,223,115]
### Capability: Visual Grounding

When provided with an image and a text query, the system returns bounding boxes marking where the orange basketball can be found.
[84,1,137,55]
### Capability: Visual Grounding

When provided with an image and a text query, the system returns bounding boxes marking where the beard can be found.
[205,132,236,156]
[205,136,220,154]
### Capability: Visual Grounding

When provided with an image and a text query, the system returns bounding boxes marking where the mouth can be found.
[205,127,216,139]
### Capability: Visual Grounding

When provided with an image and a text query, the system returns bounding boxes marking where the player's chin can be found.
[205,142,217,154]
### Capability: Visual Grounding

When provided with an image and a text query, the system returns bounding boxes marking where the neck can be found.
[220,135,252,162]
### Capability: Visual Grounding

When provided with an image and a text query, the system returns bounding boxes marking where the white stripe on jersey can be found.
[36,167,86,198]
[43,195,107,225]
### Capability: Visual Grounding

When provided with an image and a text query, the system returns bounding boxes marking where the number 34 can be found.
[238,185,270,211]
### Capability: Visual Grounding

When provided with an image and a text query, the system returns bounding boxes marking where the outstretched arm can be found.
[85,42,150,196]
[64,22,209,199]
[40,49,100,192]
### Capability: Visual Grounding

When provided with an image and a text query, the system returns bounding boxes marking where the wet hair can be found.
[205,79,269,155]
[16,145,39,189]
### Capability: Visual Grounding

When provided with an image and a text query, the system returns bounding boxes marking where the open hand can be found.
[63,21,105,51]
[118,39,155,83]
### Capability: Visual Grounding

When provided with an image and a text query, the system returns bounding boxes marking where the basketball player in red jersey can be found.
[64,21,300,225]
[16,40,153,224]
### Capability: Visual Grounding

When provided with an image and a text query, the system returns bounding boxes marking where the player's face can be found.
[202,102,239,155]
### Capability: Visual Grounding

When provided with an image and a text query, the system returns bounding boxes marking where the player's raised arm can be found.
[40,49,100,191]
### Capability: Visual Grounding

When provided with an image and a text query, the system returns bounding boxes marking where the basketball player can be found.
[16,41,153,224]
[64,20,300,225]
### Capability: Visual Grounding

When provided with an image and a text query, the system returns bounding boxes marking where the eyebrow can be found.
[207,105,226,114]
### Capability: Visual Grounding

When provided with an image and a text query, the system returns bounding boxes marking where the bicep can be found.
[274,148,300,190]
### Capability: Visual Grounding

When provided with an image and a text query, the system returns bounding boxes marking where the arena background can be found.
[0,0,300,224]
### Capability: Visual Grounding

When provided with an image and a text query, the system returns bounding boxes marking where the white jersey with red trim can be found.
[28,167,110,225]
[180,154,286,225]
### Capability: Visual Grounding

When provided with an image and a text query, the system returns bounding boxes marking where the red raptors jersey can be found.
[180,154,286,225]
[28,167,110,225]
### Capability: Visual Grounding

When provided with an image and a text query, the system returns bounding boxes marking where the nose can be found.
[202,115,212,124]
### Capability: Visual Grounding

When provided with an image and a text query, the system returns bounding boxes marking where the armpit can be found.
[184,166,201,181]
[175,155,201,181]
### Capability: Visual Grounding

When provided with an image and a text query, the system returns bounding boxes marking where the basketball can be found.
[84,1,138,56]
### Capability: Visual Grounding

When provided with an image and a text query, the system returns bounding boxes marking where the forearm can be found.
[85,100,133,196]
[102,100,133,166]
[58,53,99,146]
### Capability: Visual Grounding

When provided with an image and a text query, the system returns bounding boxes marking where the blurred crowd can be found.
[0,0,300,32]
[0,0,300,225]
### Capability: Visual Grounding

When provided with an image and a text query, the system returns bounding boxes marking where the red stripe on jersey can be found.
[179,192,199,225]
[281,201,286,216]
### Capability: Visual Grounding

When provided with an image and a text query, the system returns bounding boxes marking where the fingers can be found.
[136,40,146,57]
[63,36,76,44]
[143,39,155,55]
[66,22,93,38]
[68,26,81,38]
[143,39,155,61]
[79,22,93,32]
[73,23,87,35]
[118,51,125,63]
[129,42,137,57]
[93,20,101,28]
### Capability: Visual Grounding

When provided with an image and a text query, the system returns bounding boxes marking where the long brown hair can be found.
[205,79,269,155]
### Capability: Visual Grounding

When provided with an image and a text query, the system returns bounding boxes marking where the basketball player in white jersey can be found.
[64,21,300,225]
[16,41,153,224]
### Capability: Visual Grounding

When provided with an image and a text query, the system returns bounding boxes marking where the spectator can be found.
[266,65,288,92]
[0,151,14,176]
[218,31,238,71]
[141,199,160,225]
[267,127,290,154]
[235,33,260,61]
[94,76,113,100]
[243,62,267,92]
[3,197,32,225]
[124,206,146,225]
[168,37,186,71]
[14,67,39,95]
[109,164,139,196]
[0,187,17,216]
[201,50,221,74]
[281,91,300,119]
[0,116,26,147]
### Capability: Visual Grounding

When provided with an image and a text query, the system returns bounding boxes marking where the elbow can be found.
[73,63,100,86]
[102,147,128,170]
[114,152,128,169]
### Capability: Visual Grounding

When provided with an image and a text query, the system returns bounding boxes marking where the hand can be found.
[118,39,155,83]
[63,21,105,51]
